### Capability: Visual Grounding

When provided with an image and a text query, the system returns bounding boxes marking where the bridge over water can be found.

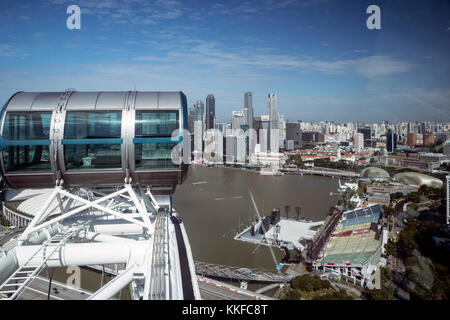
[194,261,294,283]
[296,168,360,179]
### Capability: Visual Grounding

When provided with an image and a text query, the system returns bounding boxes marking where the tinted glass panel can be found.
[135,143,178,169]
[64,111,122,139]
[3,112,51,140]
[64,144,121,170]
[135,111,178,137]
[2,145,51,172]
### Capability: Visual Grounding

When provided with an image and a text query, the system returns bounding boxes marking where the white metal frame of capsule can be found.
[0,184,200,300]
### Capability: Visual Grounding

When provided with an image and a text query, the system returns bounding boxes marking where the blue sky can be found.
[0,0,449,122]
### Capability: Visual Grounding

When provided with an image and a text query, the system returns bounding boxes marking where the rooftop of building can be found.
[320,204,382,266]
[360,167,390,179]
[393,171,443,188]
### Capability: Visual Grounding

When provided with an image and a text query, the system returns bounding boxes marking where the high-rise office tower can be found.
[194,100,204,124]
[245,92,253,129]
[206,94,215,130]
[407,133,417,147]
[258,117,270,153]
[353,132,364,153]
[358,127,372,148]
[267,93,279,153]
[231,110,245,131]
[193,100,205,160]
[386,129,397,153]
[268,93,278,129]
[188,106,196,134]
[286,122,303,149]
[423,133,435,145]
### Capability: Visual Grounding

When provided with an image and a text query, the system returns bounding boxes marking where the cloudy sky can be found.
[0,0,449,122]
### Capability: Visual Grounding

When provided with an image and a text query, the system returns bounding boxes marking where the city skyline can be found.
[0,0,449,122]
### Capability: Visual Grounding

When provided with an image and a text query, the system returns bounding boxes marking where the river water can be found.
[172,166,339,271]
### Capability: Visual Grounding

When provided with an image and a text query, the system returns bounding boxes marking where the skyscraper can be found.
[286,122,303,149]
[245,92,253,129]
[267,93,279,153]
[268,93,278,130]
[386,129,397,153]
[193,100,205,160]
[188,106,196,134]
[194,100,204,125]
[231,110,245,131]
[354,132,364,153]
[407,133,417,147]
[206,94,215,130]
[358,127,372,148]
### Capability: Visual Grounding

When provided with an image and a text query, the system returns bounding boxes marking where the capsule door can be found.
[58,107,127,187]
[130,98,183,192]
[0,109,57,189]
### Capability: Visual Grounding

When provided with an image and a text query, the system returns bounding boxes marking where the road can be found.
[198,281,236,300]
[0,228,24,247]
[197,277,275,300]
[16,276,92,300]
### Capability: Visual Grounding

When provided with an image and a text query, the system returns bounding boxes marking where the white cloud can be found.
[196,0,333,19]
[45,0,184,25]
[135,39,413,79]
[0,60,445,122]
[341,49,368,55]
[351,56,413,78]
[32,32,47,38]
[0,44,26,58]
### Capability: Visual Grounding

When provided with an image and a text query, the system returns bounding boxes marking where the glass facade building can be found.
[205,94,215,130]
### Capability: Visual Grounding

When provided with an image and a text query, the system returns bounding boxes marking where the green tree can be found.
[390,192,403,202]
[288,155,305,168]
[383,204,395,216]
[418,185,429,195]
[290,275,331,292]
[313,289,353,300]
[286,289,302,300]
[384,240,395,256]
[0,215,9,227]
[406,192,421,203]
[365,289,392,300]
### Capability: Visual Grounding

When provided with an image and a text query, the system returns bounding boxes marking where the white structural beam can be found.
[18,188,59,243]
[13,242,149,268]
[168,218,183,299]
[91,221,144,235]
[124,184,152,229]
[88,265,139,300]
[177,214,202,300]
[21,187,132,239]
[146,187,160,211]
[57,188,147,230]
[83,231,136,243]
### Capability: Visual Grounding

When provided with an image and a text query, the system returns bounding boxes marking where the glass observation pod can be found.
[0,91,189,194]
